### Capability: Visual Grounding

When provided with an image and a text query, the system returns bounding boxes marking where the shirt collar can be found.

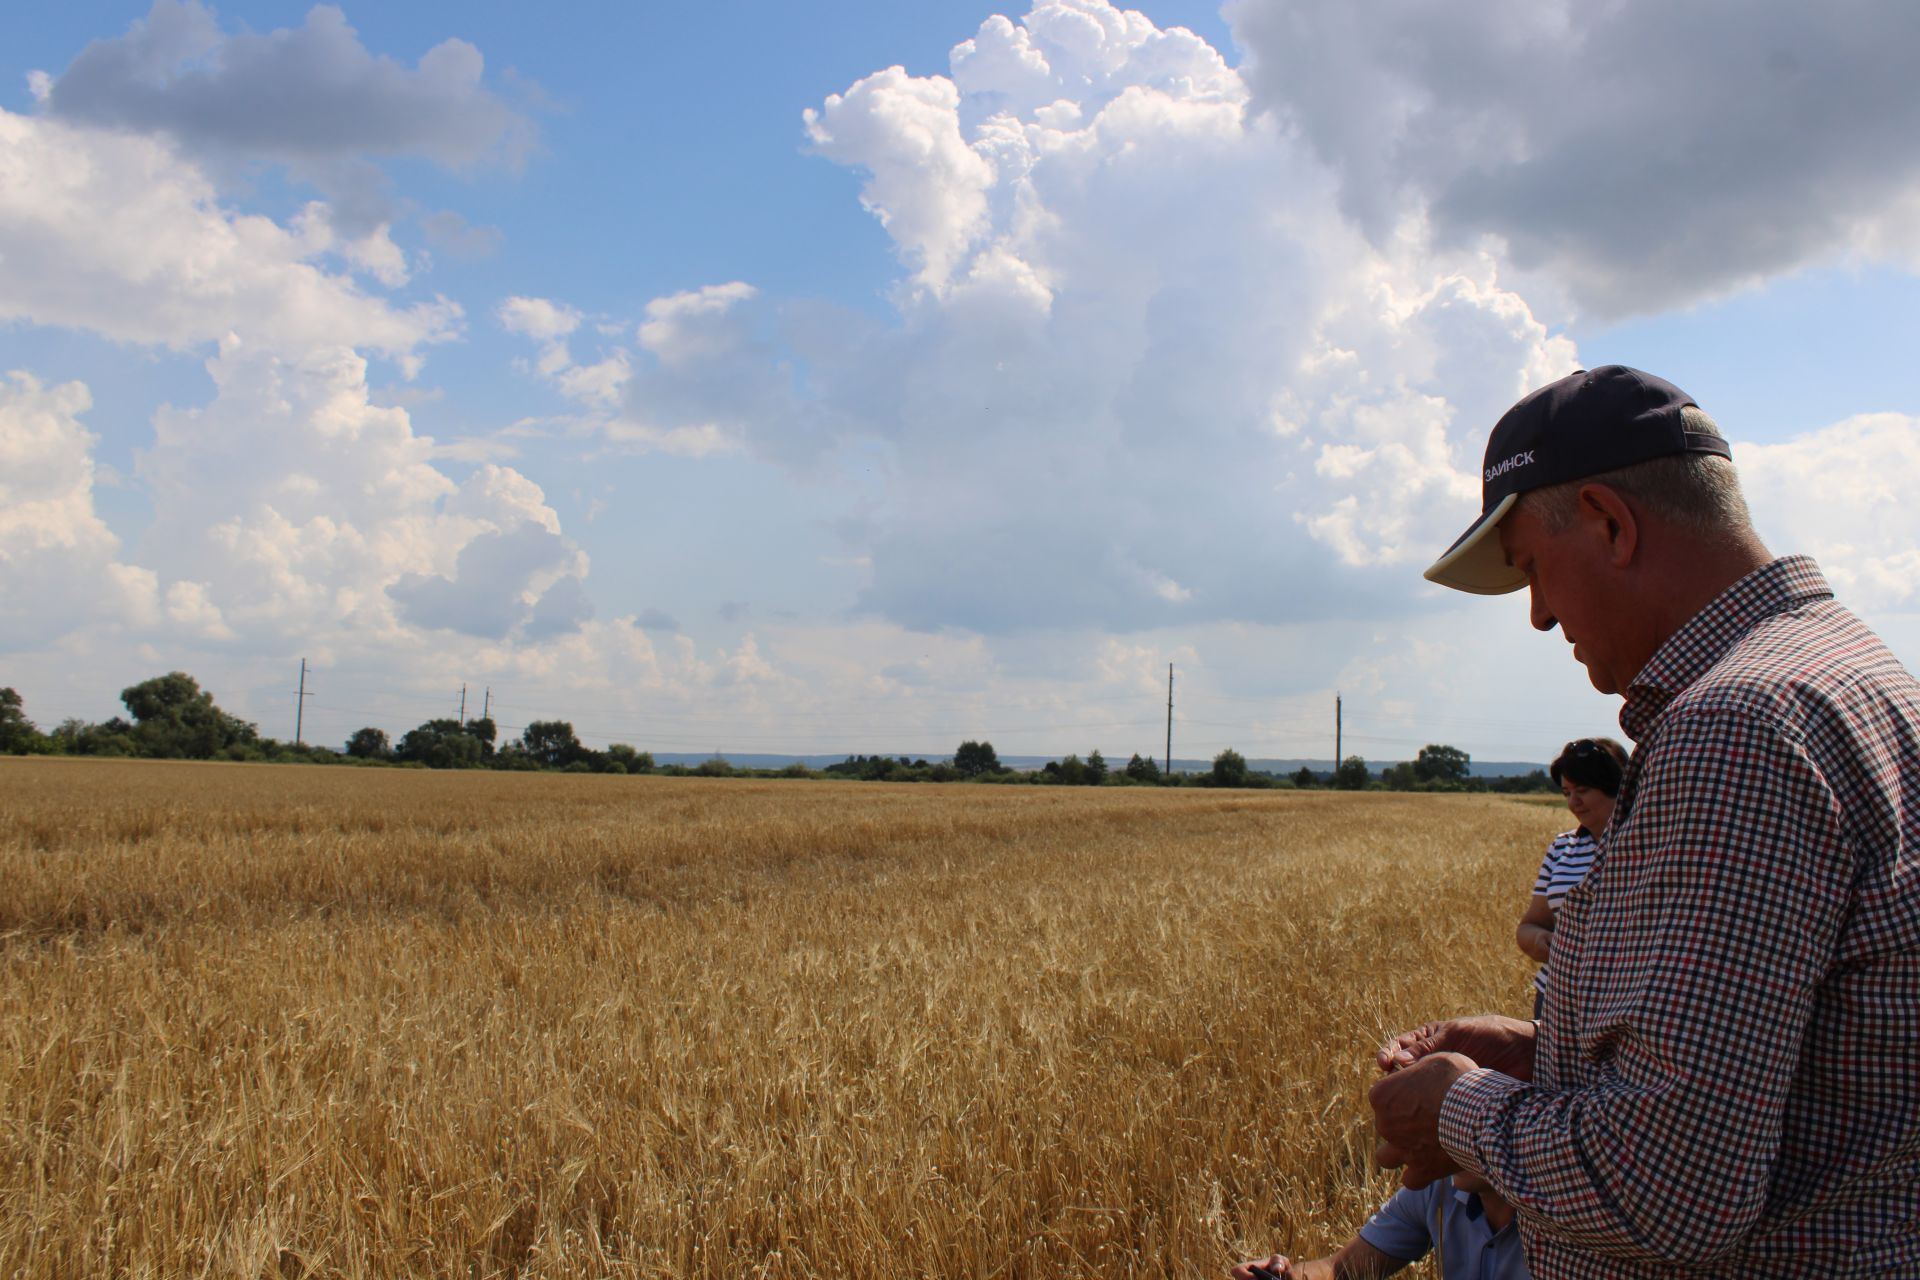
[1620,555,1832,741]
[1452,1189,1518,1239]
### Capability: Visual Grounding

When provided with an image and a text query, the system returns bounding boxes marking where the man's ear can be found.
[1575,483,1638,569]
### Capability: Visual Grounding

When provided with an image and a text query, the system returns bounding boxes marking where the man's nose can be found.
[1529,585,1558,633]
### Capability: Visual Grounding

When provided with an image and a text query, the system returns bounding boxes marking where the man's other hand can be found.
[1370,1051,1474,1189]
[1377,1015,1537,1081]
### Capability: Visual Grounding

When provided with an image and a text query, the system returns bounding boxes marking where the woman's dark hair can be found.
[1549,737,1628,796]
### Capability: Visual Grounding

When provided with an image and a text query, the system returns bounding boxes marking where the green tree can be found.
[606,743,653,774]
[823,755,869,778]
[396,719,485,769]
[1124,752,1161,782]
[465,716,498,756]
[953,739,1001,777]
[1210,747,1249,788]
[1292,766,1316,788]
[1413,743,1471,785]
[0,688,40,754]
[51,717,136,756]
[1488,769,1553,794]
[1085,749,1109,785]
[345,727,391,760]
[520,720,585,769]
[1333,755,1370,790]
[1382,760,1418,790]
[120,672,258,759]
[491,744,539,771]
[1041,755,1085,785]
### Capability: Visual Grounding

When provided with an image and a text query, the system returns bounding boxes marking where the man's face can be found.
[1497,499,1626,695]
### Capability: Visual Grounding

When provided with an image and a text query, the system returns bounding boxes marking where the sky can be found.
[2,0,1917,766]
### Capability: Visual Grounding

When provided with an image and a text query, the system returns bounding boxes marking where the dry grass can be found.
[0,759,1563,1279]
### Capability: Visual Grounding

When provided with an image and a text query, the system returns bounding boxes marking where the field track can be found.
[0,759,1562,1278]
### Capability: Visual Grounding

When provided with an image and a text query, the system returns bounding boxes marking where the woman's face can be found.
[1562,779,1617,834]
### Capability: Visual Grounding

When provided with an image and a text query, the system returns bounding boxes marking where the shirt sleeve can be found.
[1532,835,1563,895]
[1355,1184,1438,1264]
[1438,706,1850,1265]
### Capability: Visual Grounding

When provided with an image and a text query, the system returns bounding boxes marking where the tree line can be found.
[0,676,1549,791]
[0,675,661,774]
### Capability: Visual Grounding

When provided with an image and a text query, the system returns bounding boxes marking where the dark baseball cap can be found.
[1423,365,1731,595]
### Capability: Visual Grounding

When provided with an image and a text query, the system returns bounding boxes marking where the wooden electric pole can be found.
[1165,663,1174,777]
[1335,692,1343,771]
[294,658,312,745]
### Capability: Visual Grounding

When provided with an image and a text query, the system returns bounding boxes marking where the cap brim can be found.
[1423,493,1524,595]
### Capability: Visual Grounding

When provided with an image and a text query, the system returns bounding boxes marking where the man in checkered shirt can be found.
[1367,366,1920,1277]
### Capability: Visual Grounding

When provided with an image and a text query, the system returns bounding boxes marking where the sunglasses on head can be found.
[1566,738,1602,757]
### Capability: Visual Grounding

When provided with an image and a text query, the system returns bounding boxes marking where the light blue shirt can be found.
[1356,1181,1529,1280]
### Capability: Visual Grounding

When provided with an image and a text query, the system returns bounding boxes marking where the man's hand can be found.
[1369,1051,1475,1189]
[1377,1015,1537,1081]
[1231,1255,1334,1280]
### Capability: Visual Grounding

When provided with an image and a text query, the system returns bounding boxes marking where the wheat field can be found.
[0,759,1564,1279]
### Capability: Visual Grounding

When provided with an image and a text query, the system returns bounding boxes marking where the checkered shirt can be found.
[1438,556,1920,1277]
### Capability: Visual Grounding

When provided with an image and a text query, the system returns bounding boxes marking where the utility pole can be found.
[1165,662,1175,777]
[1335,692,1343,771]
[482,687,491,721]
[459,684,467,726]
[294,658,312,746]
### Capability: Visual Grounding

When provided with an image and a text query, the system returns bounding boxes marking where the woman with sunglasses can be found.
[1516,737,1629,1018]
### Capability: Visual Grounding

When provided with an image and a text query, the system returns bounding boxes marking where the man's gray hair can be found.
[1519,406,1754,539]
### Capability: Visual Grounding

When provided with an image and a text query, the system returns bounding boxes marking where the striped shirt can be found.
[1439,557,1920,1277]
[1529,828,1599,994]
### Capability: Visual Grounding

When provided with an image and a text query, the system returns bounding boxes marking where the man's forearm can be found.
[1327,1237,1406,1279]
[1437,1057,1784,1265]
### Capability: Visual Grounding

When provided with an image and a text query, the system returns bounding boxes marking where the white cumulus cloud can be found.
[130,340,591,648]
[499,296,582,344]
[0,108,458,359]
[701,1,1575,632]
[1740,414,1920,613]
[805,69,994,294]
[0,372,160,646]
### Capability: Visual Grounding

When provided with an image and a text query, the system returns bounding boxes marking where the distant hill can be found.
[646,752,1549,779]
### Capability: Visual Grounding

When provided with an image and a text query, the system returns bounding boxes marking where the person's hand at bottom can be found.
[1377,1016,1535,1081]
[1229,1255,1300,1280]
[1369,1051,1476,1188]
